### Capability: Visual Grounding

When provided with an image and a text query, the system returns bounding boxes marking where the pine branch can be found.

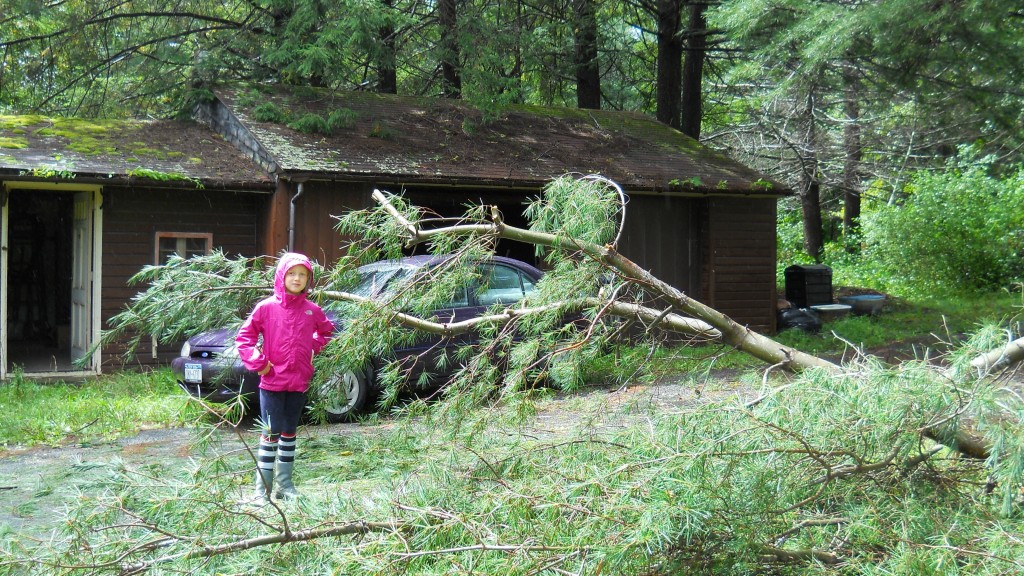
[369,187,838,374]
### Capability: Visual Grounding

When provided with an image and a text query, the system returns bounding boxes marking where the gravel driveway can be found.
[0,374,752,540]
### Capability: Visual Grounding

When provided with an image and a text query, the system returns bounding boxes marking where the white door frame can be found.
[1,182,103,378]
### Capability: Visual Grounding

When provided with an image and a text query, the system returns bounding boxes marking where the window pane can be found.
[478,265,525,306]
[156,234,210,264]
[158,237,180,265]
[184,237,207,258]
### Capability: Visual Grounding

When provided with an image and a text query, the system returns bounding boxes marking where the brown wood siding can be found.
[277,181,371,265]
[100,187,263,369]
[262,180,291,258]
[618,194,700,299]
[702,197,777,333]
[402,187,539,265]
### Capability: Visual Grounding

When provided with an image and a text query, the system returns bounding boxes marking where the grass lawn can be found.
[2,289,1019,450]
[0,368,199,450]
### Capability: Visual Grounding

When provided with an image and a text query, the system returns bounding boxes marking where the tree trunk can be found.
[802,180,824,262]
[842,68,861,237]
[679,1,707,139]
[655,0,683,128]
[971,335,1024,376]
[439,0,462,98]
[573,0,601,109]
[800,89,824,261]
[378,0,398,94]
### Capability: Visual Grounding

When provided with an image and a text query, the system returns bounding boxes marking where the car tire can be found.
[321,367,377,423]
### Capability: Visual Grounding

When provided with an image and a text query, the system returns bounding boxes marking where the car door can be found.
[389,261,537,386]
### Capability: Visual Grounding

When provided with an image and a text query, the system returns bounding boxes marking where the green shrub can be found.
[327,108,358,131]
[289,112,330,135]
[250,102,290,123]
[862,157,1024,296]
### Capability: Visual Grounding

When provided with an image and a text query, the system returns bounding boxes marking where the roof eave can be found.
[272,169,793,198]
[0,169,276,193]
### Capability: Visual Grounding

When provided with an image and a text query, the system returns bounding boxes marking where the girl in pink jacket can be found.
[236,252,334,503]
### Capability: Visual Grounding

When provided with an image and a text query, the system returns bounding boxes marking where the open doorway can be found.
[5,190,76,372]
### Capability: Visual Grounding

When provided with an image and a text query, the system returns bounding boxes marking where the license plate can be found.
[184,363,202,383]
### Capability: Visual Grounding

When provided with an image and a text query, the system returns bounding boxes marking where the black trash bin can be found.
[784,264,833,308]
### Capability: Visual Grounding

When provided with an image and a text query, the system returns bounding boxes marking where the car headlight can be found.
[180,341,191,357]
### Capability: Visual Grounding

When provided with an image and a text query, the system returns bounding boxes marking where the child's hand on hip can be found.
[258,362,273,376]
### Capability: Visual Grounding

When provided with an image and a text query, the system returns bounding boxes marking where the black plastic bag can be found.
[777,307,822,333]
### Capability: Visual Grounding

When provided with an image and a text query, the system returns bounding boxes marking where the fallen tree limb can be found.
[119,520,405,574]
[318,290,723,341]
[371,189,838,374]
[371,187,1006,461]
[971,335,1024,377]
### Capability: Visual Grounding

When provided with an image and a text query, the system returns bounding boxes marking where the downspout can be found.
[288,182,304,252]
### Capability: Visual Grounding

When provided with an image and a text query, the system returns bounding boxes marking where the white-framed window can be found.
[155,232,213,264]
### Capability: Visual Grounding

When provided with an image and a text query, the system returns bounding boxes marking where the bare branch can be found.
[119,520,406,574]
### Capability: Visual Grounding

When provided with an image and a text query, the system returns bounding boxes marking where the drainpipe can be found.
[288,182,304,252]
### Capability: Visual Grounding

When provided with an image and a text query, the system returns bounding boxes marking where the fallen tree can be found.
[972,334,1024,376]
[366,187,839,374]
[33,174,1020,575]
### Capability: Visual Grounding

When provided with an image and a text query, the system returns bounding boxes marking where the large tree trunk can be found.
[679,1,707,139]
[655,0,683,128]
[800,89,824,261]
[801,180,824,262]
[439,0,462,98]
[377,0,398,94]
[842,68,862,237]
[573,0,601,109]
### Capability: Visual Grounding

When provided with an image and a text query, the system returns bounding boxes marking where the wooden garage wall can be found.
[280,182,541,268]
[618,194,701,300]
[100,186,265,369]
[701,196,778,333]
[264,180,372,266]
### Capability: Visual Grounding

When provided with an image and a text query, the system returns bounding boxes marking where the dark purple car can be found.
[170,255,544,421]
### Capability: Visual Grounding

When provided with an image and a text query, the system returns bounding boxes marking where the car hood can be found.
[188,327,239,348]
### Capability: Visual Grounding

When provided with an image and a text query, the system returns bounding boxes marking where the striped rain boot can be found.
[274,433,300,501]
[253,433,277,504]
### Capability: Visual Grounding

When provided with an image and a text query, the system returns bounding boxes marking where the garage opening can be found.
[6,191,76,372]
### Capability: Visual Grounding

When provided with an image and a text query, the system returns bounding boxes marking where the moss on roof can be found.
[0,114,271,187]
[213,84,787,195]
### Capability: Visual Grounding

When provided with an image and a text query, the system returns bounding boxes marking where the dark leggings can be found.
[259,389,306,436]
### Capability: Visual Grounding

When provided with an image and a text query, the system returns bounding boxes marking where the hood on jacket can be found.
[274,252,314,298]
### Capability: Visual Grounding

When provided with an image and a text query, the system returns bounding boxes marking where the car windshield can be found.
[351,266,412,298]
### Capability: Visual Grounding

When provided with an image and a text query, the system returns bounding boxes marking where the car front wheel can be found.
[320,367,377,423]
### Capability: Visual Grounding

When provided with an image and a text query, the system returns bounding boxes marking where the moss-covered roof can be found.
[0,115,272,189]
[214,85,789,196]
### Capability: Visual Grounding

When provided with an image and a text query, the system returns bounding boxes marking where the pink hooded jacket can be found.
[236,253,335,393]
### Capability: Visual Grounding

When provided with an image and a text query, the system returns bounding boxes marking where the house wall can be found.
[701,196,778,333]
[262,180,373,264]
[618,194,701,300]
[265,182,541,267]
[294,181,372,264]
[99,186,264,369]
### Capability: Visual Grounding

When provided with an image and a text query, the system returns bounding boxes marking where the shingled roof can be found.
[0,115,273,190]
[203,85,788,196]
